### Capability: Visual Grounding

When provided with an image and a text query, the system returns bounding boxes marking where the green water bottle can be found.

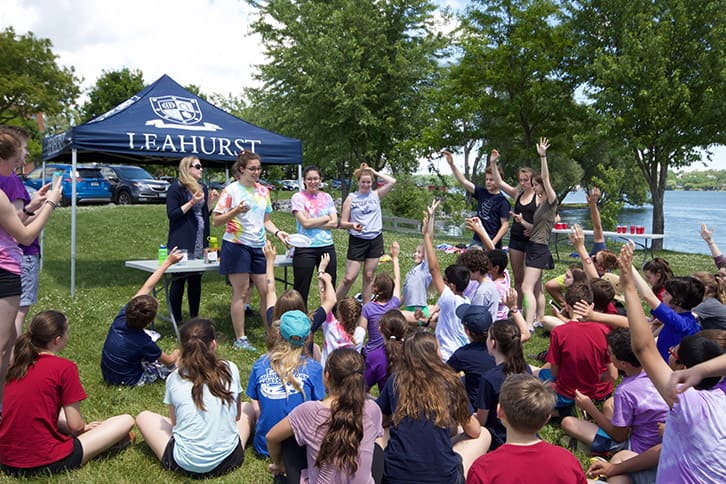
[158,244,168,265]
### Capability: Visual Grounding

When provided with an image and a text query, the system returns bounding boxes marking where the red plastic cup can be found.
[630,225,636,234]
[562,222,568,229]
[556,223,563,230]
[638,226,645,234]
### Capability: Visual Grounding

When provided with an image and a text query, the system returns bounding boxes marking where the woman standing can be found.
[336,163,396,304]
[489,148,538,308]
[0,130,62,419]
[290,166,338,309]
[213,151,288,351]
[513,138,557,332]
[166,156,218,323]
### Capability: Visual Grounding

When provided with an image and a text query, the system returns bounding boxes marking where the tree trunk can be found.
[650,185,664,250]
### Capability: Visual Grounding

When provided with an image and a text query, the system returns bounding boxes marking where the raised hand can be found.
[568,223,586,249]
[586,186,601,204]
[390,241,400,258]
[536,137,550,157]
[318,252,330,272]
[701,223,714,243]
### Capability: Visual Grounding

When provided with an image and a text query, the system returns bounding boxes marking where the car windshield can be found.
[113,166,155,180]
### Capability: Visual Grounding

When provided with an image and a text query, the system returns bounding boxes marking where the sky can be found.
[2,0,724,174]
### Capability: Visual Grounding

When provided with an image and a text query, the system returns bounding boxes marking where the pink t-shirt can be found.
[288,399,383,484]
[0,225,21,275]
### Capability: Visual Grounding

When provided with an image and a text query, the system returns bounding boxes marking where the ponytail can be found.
[8,310,68,382]
[379,309,408,377]
[489,319,527,376]
[316,349,366,473]
[178,319,233,411]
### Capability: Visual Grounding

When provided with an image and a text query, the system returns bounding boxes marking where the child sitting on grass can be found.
[466,374,586,483]
[0,311,135,477]
[101,248,183,386]
[400,241,438,326]
[561,327,669,458]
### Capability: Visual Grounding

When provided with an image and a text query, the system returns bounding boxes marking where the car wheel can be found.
[117,190,132,205]
[60,196,71,207]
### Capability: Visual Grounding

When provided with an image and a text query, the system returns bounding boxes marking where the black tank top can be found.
[510,192,537,240]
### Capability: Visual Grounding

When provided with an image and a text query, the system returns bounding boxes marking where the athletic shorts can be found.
[525,242,554,270]
[404,305,430,318]
[20,254,40,306]
[346,233,384,262]
[1,437,83,476]
[508,236,528,252]
[591,427,626,454]
[161,436,244,479]
[0,268,21,298]
[219,241,265,275]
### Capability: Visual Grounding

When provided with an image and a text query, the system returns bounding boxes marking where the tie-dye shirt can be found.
[214,181,272,248]
[290,190,336,247]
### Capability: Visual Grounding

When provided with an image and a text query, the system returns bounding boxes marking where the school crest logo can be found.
[146,95,221,131]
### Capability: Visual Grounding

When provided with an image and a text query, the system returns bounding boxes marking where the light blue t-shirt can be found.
[246,354,325,456]
[348,190,382,240]
[291,190,336,247]
[470,279,499,324]
[403,260,431,308]
[163,361,242,474]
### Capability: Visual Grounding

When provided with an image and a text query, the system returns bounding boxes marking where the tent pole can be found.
[297,164,302,189]
[71,149,77,298]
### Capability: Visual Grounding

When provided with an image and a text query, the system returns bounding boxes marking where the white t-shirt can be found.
[164,361,242,474]
[321,311,365,368]
[435,286,470,361]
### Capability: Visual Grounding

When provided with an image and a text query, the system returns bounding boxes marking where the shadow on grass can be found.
[41,259,158,289]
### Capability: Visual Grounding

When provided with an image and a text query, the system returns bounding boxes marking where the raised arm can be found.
[572,301,628,329]
[668,353,726,400]
[373,168,397,199]
[569,224,599,281]
[701,224,726,268]
[620,243,675,407]
[503,287,529,342]
[587,187,604,243]
[317,254,336,314]
[629,261,661,310]
[423,201,445,295]
[443,150,475,194]
[537,137,557,204]
[134,248,183,297]
[390,241,401,300]
[263,241,278,311]
[489,149,519,198]
[465,217,495,251]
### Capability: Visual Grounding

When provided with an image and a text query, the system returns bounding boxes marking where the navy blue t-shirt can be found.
[447,342,496,408]
[377,377,462,483]
[473,186,510,247]
[101,306,162,385]
[476,364,533,450]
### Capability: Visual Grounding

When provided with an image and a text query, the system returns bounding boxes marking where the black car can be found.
[99,165,170,204]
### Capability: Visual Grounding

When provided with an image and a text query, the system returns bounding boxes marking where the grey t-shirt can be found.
[693,297,726,330]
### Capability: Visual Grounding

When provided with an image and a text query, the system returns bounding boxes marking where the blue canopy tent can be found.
[42,74,303,296]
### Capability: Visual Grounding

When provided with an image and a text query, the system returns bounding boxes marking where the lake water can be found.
[559,190,726,255]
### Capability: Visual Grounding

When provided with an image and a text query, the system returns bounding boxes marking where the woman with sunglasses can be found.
[166,156,218,324]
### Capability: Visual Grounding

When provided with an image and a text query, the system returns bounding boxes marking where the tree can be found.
[80,68,145,122]
[567,0,726,247]
[246,0,445,192]
[0,27,80,125]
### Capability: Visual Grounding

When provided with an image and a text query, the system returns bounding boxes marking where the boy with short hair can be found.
[542,282,616,415]
[561,327,669,457]
[101,249,182,385]
[457,249,499,323]
[466,373,586,483]
[422,200,471,361]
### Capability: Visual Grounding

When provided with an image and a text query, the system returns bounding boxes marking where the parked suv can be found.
[24,163,111,205]
[99,165,170,204]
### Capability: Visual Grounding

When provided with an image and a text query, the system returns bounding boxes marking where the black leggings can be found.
[292,245,336,310]
[280,437,384,484]
[169,273,202,323]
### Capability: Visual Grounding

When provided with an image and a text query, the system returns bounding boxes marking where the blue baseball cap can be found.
[455,304,493,335]
[280,310,311,346]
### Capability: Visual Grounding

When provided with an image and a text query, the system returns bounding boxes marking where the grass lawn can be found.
[0,203,715,483]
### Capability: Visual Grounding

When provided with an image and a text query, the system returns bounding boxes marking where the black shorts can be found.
[1,438,83,477]
[161,436,244,479]
[508,236,528,252]
[219,241,266,275]
[0,268,21,298]
[346,233,384,262]
[525,242,554,270]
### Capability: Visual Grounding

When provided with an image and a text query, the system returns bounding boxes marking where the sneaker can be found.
[533,320,544,329]
[354,293,363,304]
[233,337,257,352]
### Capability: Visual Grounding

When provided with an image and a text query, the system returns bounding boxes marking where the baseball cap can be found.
[280,310,311,346]
[456,304,493,335]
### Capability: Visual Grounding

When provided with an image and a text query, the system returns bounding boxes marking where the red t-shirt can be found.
[546,320,613,400]
[467,440,586,484]
[0,354,87,468]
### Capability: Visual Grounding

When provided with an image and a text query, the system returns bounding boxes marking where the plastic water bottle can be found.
[158,244,168,265]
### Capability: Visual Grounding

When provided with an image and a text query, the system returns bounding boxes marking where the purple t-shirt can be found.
[288,399,383,484]
[610,370,669,453]
[362,297,400,352]
[0,173,40,255]
[657,387,726,483]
